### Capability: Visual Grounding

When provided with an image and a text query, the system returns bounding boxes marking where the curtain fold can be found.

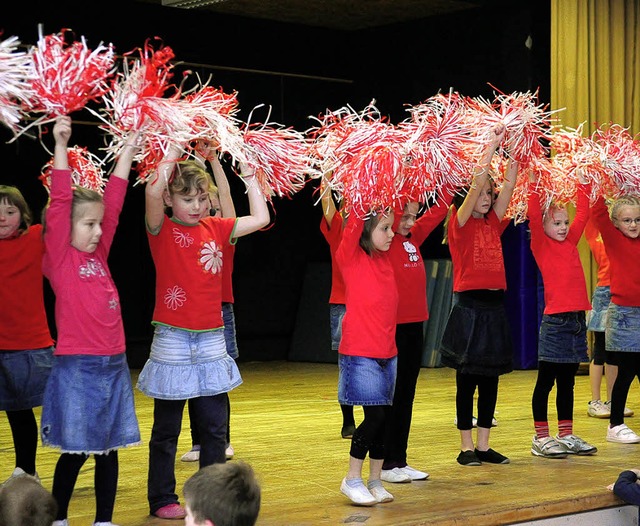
[551,0,640,290]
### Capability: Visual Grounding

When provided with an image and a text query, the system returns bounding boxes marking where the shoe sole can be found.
[340,489,376,506]
[380,476,412,483]
[588,413,610,419]
[606,437,640,444]
[531,449,568,459]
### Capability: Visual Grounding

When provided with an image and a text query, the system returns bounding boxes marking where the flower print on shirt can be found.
[200,240,223,274]
[173,227,194,248]
[79,258,107,279]
[164,285,187,310]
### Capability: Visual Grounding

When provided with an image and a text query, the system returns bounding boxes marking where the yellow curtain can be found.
[551,0,640,290]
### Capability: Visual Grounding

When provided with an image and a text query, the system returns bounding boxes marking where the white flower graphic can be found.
[200,241,223,274]
[173,228,194,248]
[164,285,186,310]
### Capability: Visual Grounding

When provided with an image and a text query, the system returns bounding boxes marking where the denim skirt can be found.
[222,302,239,360]
[330,303,346,351]
[338,354,396,406]
[538,311,588,363]
[0,347,54,411]
[40,353,141,454]
[606,303,640,353]
[440,291,513,376]
[588,286,610,332]
[137,324,242,400]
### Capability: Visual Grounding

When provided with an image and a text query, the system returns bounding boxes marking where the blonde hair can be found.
[169,161,214,198]
[609,195,640,222]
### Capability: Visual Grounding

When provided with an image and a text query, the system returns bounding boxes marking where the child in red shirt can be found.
[440,123,516,466]
[527,170,596,458]
[320,175,356,439]
[0,185,54,481]
[591,194,640,444]
[337,208,397,506]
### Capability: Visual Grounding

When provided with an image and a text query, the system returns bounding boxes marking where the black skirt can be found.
[440,290,514,376]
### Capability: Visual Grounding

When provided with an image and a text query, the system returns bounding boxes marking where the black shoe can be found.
[475,448,510,464]
[457,450,481,466]
[341,424,356,439]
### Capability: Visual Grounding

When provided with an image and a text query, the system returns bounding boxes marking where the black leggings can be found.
[610,353,640,426]
[456,371,499,430]
[531,361,579,422]
[52,451,118,523]
[350,405,389,461]
[6,409,38,474]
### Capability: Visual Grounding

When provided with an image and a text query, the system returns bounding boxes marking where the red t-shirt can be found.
[336,216,398,359]
[389,200,450,323]
[591,197,640,306]
[0,224,54,350]
[447,207,508,292]
[148,215,236,330]
[320,213,346,304]
[528,184,591,314]
[584,217,611,287]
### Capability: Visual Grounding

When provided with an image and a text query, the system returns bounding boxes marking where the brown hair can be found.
[0,185,32,235]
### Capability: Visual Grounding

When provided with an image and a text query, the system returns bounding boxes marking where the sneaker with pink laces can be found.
[153,503,186,519]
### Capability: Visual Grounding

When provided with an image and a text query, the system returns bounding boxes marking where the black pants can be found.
[531,361,578,422]
[456,371,499,430]
[383,322,423,468]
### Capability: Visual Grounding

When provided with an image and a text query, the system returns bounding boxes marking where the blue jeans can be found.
[148,394,227,513]
[338,354,397,406]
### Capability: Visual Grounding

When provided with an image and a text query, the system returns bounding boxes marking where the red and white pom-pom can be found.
[40,146,106,194]
[0,35,35,134]
[99,40,175,136]
[339,144,404,219]
[593,123,640,197]
[241,119,313,200]
[398,91,478,198]
[25,28,115,120]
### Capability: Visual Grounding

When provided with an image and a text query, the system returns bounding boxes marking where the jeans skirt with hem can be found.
[338,354,396,406]
[588,286,610,332]
[538,311,588,363]
[606,303,640,353]
[136,324,242,400]
[0,346,54,411]
[440,291,513,376]
[40,353,141,454]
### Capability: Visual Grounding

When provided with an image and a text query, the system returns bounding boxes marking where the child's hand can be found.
[490,123,506,146]
[607,483,615,491]
[53,116,72,146]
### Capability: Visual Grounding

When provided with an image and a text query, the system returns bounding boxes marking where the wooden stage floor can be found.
[1,361,638,525]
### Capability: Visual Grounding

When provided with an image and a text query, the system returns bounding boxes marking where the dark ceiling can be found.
[134,0,497,31]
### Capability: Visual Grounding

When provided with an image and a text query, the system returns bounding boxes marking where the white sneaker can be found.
[340,478,376,506]
[555,434,597,455]
[607,424,640,443]
[225,444,234,459]
[94,522,121,526]
[368,483,394,503]
[180,446,200,462]
[52,521,69,526]
[398,465,429,480]
[603,400,634,417]
[380,467,411,483]
[588,400,610,418]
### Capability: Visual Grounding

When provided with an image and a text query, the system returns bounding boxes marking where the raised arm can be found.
[493,157,518,221]
[209,155,236,219]
[111,130,143,181]
[53,116,72,170]
[145,144,183,234]
[456,123,505,227]
[320,172,338,227]
[233,161,270,238]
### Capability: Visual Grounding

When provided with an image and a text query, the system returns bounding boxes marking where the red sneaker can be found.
[153,503,186,519]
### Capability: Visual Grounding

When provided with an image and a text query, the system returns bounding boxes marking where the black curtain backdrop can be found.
[0,0,550,367]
